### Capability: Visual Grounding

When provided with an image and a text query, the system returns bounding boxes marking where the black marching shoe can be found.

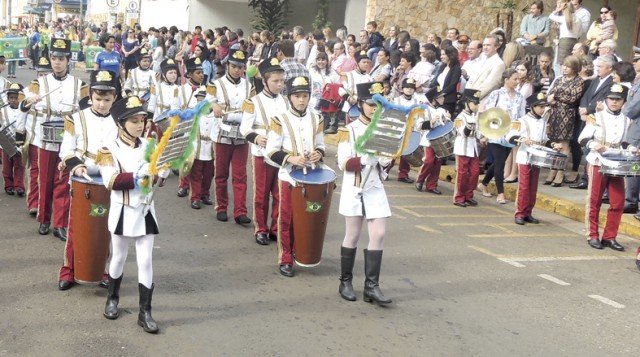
[177,187,189,197]
[415,182,423,192]
[38,222,51,235]
[339,246,357,301]
[465,199,478,206]
[524,216,540,224]
[269,233,278,241]
[201,196,213,205]
[29,208,37,217]
[397,177,414,184]
[58,280,75,291]
[255,232,269,245]
[426,188,442,195]
[104,275,122,320]
[53,227,67,241]
[16,188,25,197]
[190,200,201,209]
[588,238,603,249]
[99,278,109,289]
[137,283,159,334]
[363,249,392,305]
[601,239,624,251]
[624,205,638,214]
[570,182,588,190]
[235,215,251,225]
[515,217,525,225]
[5,187,14,195]
[279,264,294,277]
[216,211,228,222]
[453,201,467,208]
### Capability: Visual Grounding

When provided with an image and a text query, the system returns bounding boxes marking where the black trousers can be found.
[482,143,511,194]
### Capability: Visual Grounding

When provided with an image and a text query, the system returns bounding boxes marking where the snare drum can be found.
[0,126,19,158]
[219,122,244,141]
[290,168,336,267]
[599,150,640,177]
[526,145,568,170]
[425,121,456,158]
[41,121,65,145]
[70,175,111,284]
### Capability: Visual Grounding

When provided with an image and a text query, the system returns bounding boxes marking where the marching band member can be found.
[184,87,215,209]
[176,57,206,197]
[578,84,630,251]
[339,50,373,125]
[123,47,154,100]
[99,96,167,334]
[146,58,180,120]
[21,39,88,241]
[208,49,252,224]
[16,56,52,217]
[1,83,26,197]
[265,76,326,277]
[57,70,119,291]
[240,58,287,245]
[506,92,555,225]
[453,89,482,207]
[394,78,449,195]
[336,81,392,304]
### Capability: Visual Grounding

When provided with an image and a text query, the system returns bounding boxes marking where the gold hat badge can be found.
[9,83,21,90]
[38,57,49,66]
[292,77,309,86]
[96,71,113,82]
[407,78,415,84]
[232,51,245,60]
[474,91,481,98]
[167,59,175,64]
[270,58,279,65]
[195,57,201,65]
[537,92,546,100]
[53,39,66,49]
[369,82,384,94]
[125,96,143,109]
[611,84,623,93]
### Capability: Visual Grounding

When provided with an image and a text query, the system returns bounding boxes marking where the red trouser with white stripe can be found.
[515,164,539,219]
[277,180,294,265]
[214,142,248,217]
[27,144,39,211]
[416,147,441,190]
[586,164,624,240]
[2,151,25,190]
[252,156,279,236]
[187,159,214,202]
[37,148,70,228]
[454,155,480,204]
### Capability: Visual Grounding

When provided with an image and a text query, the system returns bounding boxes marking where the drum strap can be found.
[280,114,300,156]
[133,70,139,90]
[254,96,269,132]
[157,83,166,111]
[77,111,90,159]
[43,77,51,119]
[349,72,355,96]
[218,79,231,120]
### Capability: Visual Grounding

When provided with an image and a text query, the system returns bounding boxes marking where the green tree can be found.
[312,0,331,30]
[248,0,290,34]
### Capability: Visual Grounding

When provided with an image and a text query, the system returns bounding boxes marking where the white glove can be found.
[158,168,170,179]
[360,155,378,166]
[135,162,150,180]
[378,157,392,167]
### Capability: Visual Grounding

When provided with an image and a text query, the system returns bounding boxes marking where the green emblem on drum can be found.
[306,201,323,213]
[632,164,640,172]
[90,204,108,217]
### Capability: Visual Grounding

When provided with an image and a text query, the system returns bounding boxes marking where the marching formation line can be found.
[588,295,625,309]
[538,274,571,286]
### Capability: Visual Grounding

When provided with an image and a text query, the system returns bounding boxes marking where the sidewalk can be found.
[324,133,640,239]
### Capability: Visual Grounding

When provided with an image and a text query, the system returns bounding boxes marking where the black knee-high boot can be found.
[137,283,159,333]
[339,246,357,301]
[363,249,392,305]
[104,275,122,319]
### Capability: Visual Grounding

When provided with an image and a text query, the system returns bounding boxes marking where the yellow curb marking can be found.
[415,224,443,234]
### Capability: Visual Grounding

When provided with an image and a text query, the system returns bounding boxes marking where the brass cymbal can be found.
[478,107,511,140]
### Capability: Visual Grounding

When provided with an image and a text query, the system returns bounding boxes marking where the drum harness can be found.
[131,69,150,95]
[216,78,250,143]
[39,76,78,120]
[593,111,627,150]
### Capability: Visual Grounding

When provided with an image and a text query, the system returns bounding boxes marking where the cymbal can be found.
[478,107,510,140]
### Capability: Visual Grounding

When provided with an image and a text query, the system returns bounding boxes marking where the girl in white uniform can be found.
[336,81,393,305]
[98,96,168,334]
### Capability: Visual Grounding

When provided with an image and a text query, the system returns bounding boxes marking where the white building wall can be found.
[344,0,366,34]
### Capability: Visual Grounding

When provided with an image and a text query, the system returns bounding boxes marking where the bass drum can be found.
[290,168,336,267]
[71,175,111,284]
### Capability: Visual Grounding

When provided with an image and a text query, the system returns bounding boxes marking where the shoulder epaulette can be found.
[79,81,89,98]
[173,87,179,97]
[269,116,282,136]
[95,147,114,166]
[242,99,254,114]
[206,83,217,96]
[586,114,596,126]
[337,127,350,143]
[453,118,464,129]
[150,84,156,95]
[511,121,521,131]
[28,80,39,94]
[64,115,75,135]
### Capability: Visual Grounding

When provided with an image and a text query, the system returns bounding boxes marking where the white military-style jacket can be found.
[578,109,631,166]
[98,136,159,237]
[505,112,550,165]
[336,118,391,219]
[124,67,155,99]
[194,107,215,161]
[178,81,200,110]
[393,94,449,148]
[453,111,482,157]
[147,81,180,119]
[240,90,288,157]
[23,73,87,152]
[265,109,327,186]
[208,74,251,145]
[339,70,373,112]
[59,108,118,175]
[16,80,41,148]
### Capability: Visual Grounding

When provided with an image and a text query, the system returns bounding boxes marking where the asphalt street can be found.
[1,67,640,356]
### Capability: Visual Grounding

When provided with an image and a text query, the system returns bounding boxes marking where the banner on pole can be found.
[0,37,29,60]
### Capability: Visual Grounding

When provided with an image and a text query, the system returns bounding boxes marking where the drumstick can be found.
[82,173,94,182]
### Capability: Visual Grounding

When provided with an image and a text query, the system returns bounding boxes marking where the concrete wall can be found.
[188,0,249,32]
[344,0,366,34]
